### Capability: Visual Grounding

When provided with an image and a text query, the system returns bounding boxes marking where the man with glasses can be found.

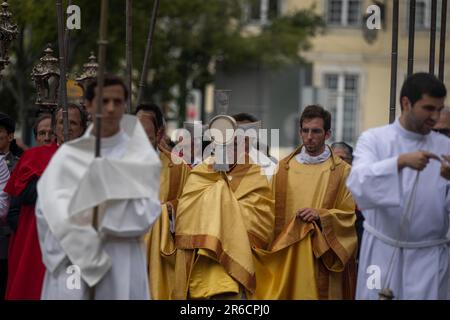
[33,114,53,146]
[433,107,450,137]
[255,105,357,299]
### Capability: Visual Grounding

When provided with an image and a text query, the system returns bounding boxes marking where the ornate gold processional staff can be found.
[55,0,69,142]
[126,0,132,113]
[89,0,109,300]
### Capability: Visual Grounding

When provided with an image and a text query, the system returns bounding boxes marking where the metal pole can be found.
[56,0,69,142]
[136,0,160,107]
[95,0,109,158]
[64,0,72,63]
[439,0,448,81]
[430,0,437,74]
[126,0,132,113]
[90,0,109,300]
[389,0,399,124]
[407,0,416,76]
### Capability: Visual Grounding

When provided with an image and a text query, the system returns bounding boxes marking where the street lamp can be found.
[0,0,18,77]
[31,44,60,110]
[75,51,98,98]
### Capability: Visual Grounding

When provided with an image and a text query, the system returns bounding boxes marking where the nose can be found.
[431,110,440,121]
[105,100,115,113]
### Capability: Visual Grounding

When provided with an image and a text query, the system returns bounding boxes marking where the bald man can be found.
[433,107,450,137]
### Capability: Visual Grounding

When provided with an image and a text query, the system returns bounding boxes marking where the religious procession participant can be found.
[173,114,275,299]
[33,113,54,146]
[136,103,190,299]
[331,142,364,260]
[252,105,357,300]
[4,104,86,300]
[0,156,10,300]
[36,76,161,300]
[0,112,20,300]
[347,72,450,300]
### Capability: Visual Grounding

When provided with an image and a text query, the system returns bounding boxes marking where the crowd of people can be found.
[0,71,449,300]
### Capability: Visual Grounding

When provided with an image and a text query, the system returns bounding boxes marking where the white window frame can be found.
[245,0,280,25]
[317,66,363,144]
[325,0,362,27]
[408,0,443,31]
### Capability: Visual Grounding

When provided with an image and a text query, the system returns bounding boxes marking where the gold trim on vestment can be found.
[176,234,257,293]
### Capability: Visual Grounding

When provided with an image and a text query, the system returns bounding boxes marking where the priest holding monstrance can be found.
[173,90,275,299]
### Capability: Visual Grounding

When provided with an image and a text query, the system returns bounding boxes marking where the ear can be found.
[325,129,332,140]
[7,133,14,142]
[85,100,93,114]
[401,96,412,112]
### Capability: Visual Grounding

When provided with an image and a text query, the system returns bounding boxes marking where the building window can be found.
[324,73,359,144]
[326,0,362,27]
[409,0,443,30]
[246,0,279,25]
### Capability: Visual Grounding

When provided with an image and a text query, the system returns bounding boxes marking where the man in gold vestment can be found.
[136,104,190,299]
[173,115,276,299]
[253,105,357,300]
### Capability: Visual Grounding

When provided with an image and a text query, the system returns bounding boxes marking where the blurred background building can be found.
[210,0,450,157]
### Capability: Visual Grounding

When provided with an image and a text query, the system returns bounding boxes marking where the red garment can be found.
[4,143,58,300]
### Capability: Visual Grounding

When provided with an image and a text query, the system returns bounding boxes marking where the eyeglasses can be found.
[432,128,450,136]
[301,128,324,135]
[38,130,53,137]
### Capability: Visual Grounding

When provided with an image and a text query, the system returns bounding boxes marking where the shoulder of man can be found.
[430,130,450,144]
[15,143,58,167]
[362,123,392,138]
[158,144,190,169]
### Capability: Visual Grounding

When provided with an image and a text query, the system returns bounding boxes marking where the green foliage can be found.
[0,0,323,128]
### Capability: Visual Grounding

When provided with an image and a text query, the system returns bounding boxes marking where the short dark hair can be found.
[53,103,88,133]
[33,113,52,138]
[400,72,447,110]
[135,103,165,129]
[300,105,332,132]
[232,112,259,123]
[0,112,15,134]
[85,75,129,103]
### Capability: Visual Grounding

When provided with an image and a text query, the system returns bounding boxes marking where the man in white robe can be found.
[36,76,161,300]
[347,72,450,300]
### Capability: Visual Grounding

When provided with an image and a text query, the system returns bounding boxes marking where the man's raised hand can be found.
[398,151,440,171]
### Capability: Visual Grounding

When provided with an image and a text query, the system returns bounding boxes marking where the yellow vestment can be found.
[173,158,274,299]
[252,146,357,300]
[145,146,190,299]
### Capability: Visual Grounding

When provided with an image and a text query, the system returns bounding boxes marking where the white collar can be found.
[85,127,128,149]
[295,146,331,164]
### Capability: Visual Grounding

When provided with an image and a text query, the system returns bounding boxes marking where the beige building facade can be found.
[281,0,450,144]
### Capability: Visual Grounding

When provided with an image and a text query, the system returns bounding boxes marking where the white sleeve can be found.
[346,130,401,210]
[99,198,161,238]
[0,157,10,219]
[36,197,68,273]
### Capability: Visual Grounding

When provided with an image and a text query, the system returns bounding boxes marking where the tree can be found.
[0,0,323,138]
[139,0,324,126]
[0,0,131,143]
